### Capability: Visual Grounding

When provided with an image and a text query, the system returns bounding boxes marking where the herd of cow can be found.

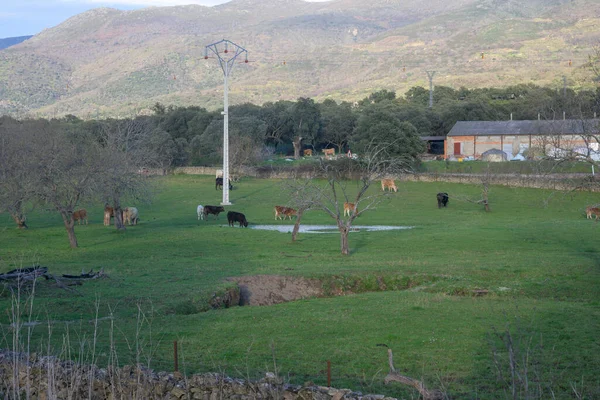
[66,176,600,229]
[192,178,454,229]
[68,205,139,227]
[103,205,139,226]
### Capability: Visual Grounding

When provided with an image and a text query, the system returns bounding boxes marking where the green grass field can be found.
[1,175,599,398]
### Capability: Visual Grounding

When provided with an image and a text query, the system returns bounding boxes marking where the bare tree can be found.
[33,121,106,248]
[0,117,36,228]
[229,135,264,178]
[284,144,413,255]
[97,118,159,230]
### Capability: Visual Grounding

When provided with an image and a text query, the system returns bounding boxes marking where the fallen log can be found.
[0,266,48,281]
[1,266,104,295]
[61,268,105,280]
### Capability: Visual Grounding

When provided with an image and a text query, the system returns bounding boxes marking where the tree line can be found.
[26,83,600,168]
[144,83,599,166]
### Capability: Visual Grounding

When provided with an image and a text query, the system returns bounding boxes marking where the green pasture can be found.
[0,175,599,398]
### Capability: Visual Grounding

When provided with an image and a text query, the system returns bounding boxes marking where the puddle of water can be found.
[248,225,414,234]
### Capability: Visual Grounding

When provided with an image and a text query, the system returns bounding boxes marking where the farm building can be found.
[445,119,600,161]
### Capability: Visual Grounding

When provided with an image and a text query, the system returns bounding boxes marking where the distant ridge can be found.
[0,36,33,50]
[1,0,599,118]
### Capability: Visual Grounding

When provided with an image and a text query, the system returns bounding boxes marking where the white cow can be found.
[197,205,205,221]
[123,207,139,225]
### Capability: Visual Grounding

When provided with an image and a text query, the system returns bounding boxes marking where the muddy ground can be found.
[228,275,323,306]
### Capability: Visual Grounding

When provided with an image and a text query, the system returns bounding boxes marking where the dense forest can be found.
[4,83,600,169]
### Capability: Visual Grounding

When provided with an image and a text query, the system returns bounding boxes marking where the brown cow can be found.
[322,148,335,157]
[274,206,286,220]
[104,205,114,226]
[73,209,88,225]
[381,179,398,192]
[586,206,600,221]
[274,206,297,220]
[283,207,297,220]
[303,149,313,157]
[343,202,357,217]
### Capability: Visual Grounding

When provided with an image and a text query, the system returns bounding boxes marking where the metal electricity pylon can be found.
[205,39,248,205]
[425,70,436,108]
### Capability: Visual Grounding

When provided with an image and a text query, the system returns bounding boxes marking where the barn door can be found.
[453,142,461,155]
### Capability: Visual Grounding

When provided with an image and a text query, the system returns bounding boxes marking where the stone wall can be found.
[0,351,397,400]
[396,172,600,191]
[166,166,600,192]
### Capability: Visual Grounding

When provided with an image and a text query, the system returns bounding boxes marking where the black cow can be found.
[215,177,233,190]
[227,211,248,227]
[203,205,225,219]
[437,192,449,208]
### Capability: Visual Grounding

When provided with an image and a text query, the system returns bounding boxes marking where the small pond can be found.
[248,225,414,234]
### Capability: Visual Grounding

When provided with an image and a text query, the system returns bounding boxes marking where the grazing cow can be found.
[215,177,233,190]
[283,207,297,220]
[197,205,205,221]
[381,179,398,192]
[123,207,139,225]
[303,149,313,157]
[437,192,449,208]
[343,202,357,217]
[104,205,114,226]
[204,205,225,219]
[274,206,296,220]
[73,209,88,225]
[586,206,600,220]
[227,211,248,227]
[274,206,286,220]
[322,148,335,157]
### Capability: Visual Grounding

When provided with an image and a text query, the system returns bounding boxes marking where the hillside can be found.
[0,0,598,118]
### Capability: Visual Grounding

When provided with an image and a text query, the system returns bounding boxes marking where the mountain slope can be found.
[0,0,598,118]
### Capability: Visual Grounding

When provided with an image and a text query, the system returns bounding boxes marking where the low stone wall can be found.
[167,166,599,192]
[397,172,600,191]
[173,167,220,176]
[0,351,396,400]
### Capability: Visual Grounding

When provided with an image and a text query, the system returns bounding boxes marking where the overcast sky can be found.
[0,0,229,38]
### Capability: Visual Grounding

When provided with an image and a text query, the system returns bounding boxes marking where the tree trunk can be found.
[60,211,78,248]
[112,198,126,230]
[482,184,491,212]
[291,208,306,242]
[113,206,126,230]
[339,224,350,255]
[292,136,303,160]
